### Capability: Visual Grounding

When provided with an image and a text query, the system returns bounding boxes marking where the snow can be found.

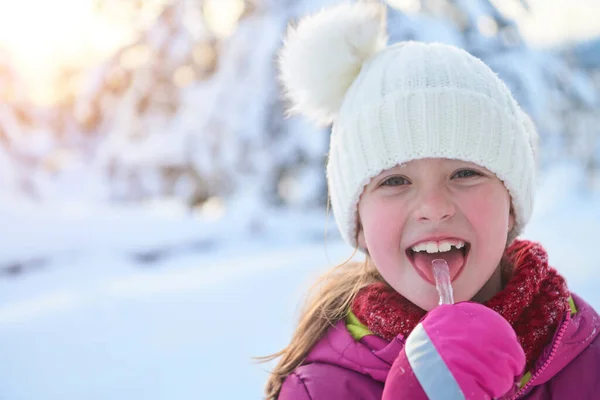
[0,0,599,398]
[0,201,345,399]
[0,163,598,399]
[572,38,600,69]
[1,0,597,213]
[386,6,465,47]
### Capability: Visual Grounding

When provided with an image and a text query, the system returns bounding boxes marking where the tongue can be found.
[413,248,464,282]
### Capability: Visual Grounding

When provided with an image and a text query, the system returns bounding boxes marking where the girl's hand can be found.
[383,302,525,400]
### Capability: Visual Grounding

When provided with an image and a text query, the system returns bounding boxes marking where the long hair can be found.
[258,212,517,399]
[256,253,384,399]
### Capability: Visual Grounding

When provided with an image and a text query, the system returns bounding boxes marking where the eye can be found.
[452,169,482,179]
[381,176,410,186]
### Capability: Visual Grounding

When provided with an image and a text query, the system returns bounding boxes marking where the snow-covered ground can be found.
[0,162,599,400]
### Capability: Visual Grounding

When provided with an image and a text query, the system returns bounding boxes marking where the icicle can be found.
[432,259,454,305]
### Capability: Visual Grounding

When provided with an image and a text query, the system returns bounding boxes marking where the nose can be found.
[414,186,455,224]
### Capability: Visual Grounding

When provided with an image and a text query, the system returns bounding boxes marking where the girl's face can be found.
[357,158,514,311]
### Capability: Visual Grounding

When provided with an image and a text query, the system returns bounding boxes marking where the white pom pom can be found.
[278,2,387,125]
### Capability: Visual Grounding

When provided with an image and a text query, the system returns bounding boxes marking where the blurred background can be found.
[0,0,599,398]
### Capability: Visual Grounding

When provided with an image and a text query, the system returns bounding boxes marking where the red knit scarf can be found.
[351,240,570,371]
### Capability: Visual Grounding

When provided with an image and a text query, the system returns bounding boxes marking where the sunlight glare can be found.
[203,0,245,39]
[0,0,131,104]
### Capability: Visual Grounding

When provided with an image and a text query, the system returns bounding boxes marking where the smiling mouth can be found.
[406,243,471,284]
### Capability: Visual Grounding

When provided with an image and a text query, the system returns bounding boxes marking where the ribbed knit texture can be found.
[327,42,537,248]
[352,240,570,372]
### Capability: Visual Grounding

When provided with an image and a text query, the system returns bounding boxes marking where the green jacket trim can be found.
[346,296,578,389]
[519,295,577,388]
[346,310,374,341]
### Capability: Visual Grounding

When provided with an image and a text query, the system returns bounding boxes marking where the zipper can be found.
[510,310,572,399]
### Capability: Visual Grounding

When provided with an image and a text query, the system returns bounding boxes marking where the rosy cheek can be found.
[362,201,405,245]
[364,206,389,232]
[463,195,489,219]
[460,188,510,233]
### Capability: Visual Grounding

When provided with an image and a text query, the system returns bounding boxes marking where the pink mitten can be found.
[383,302,525,400]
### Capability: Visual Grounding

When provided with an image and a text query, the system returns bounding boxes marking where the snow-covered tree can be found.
[76,0,337,220]
[0,50,57,200]
[3,0,596,206]
[561,38,600,187]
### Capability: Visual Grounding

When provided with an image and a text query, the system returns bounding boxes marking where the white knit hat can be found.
[279,3,538,249]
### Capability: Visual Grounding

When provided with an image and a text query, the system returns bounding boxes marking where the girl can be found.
[262,3,600,399]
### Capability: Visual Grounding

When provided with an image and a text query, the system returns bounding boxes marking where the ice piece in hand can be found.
[432,259,454,305]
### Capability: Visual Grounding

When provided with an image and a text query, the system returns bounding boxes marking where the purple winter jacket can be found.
[279,293,600,399]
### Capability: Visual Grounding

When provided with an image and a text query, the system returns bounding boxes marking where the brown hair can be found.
[257,207,517,399]
[256,252,384,399]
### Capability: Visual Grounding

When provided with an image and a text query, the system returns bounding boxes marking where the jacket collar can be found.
[304,292,599,388]
[351,240,572,371]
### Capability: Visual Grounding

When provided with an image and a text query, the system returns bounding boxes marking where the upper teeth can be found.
[411,240,465,253]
